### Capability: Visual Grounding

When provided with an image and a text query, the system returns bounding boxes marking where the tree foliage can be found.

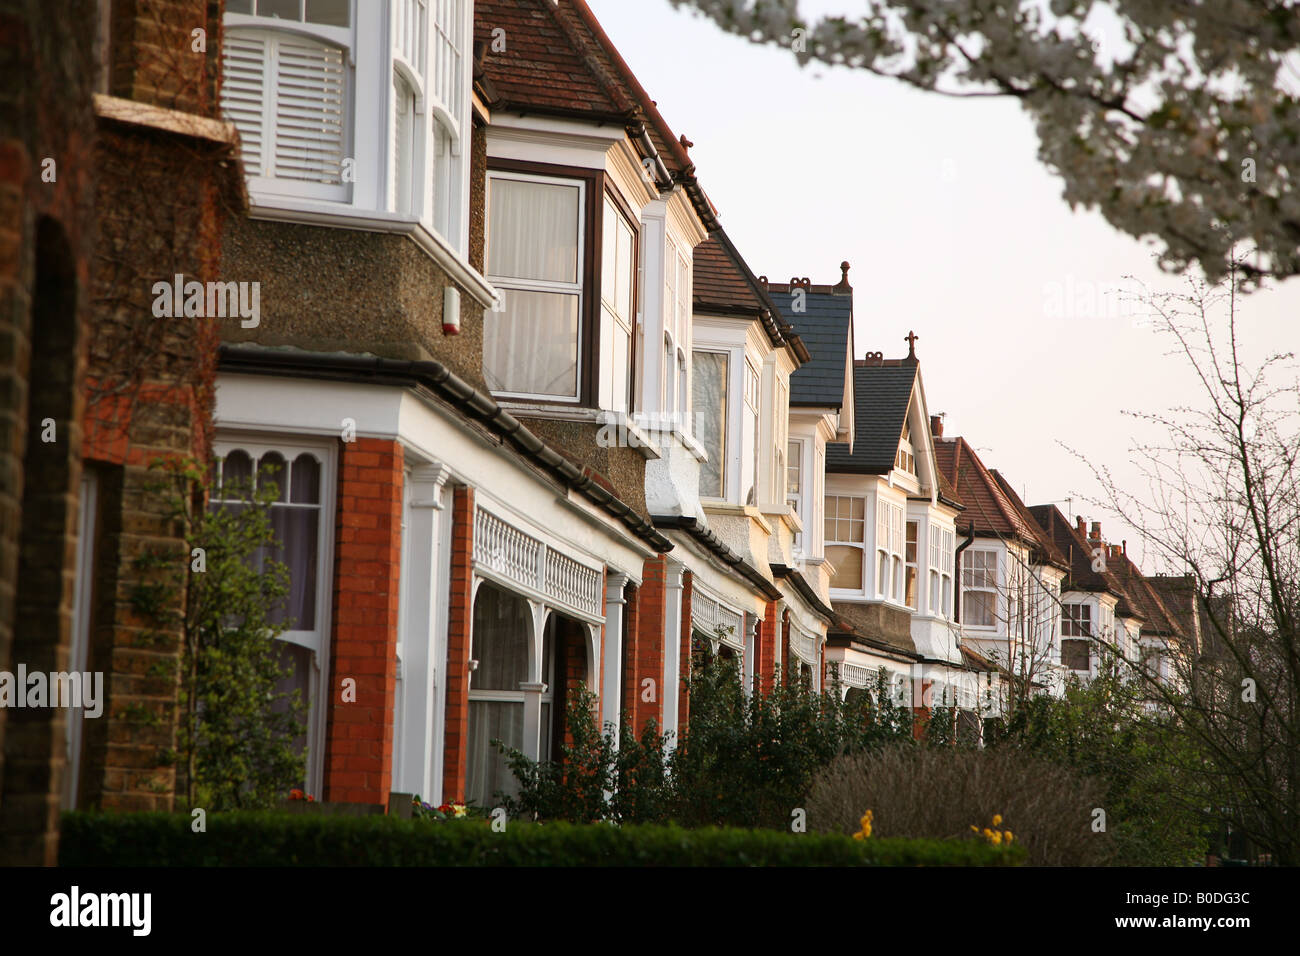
[673,0,1300,286]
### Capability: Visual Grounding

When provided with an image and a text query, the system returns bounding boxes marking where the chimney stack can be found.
[1089,521,1102,541]
[930,414,944,438]
[1076,516,1086,535]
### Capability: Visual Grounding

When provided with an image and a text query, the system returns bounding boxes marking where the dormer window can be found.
[895,423,916,475]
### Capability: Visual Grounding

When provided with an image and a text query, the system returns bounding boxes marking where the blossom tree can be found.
[670,0,1300,287]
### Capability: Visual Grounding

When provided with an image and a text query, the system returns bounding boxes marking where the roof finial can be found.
[679,134,694,152]
[905,329,920,359]
[835,260,852,291]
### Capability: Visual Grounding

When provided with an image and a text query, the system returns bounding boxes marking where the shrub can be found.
[59,811,1023,867]
[998,670,1213,865]
[804,744,1114,866]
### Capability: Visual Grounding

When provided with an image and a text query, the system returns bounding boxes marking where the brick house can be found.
[0,0,239,862]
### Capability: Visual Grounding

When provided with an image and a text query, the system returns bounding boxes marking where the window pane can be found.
[616,219,633,319]
[305,0,349,26]
[693,351,728,498]
[601,201,616,307]
[271,641,313,783]
[828,545,862,590]
[259,0,301,19]
[221,449,253,495]
[966,590,996,627]
[483,290,579,396]
[467,700,524,805]
[488,178,579,283]
[471,586,531,690]
[611,321,629,414]
[291,453,321,504]
[228,0,253,12]
[269,507,319,630]
[259,452,288,502]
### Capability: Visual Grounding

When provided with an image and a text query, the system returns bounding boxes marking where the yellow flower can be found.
[970,825,979,833]
[990,830,1003,845]
[1005,831,1014,842]
[991,814,1003,827]
[853,831,865,840]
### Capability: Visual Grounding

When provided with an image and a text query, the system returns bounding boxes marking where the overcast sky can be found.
[588,0,1300,572]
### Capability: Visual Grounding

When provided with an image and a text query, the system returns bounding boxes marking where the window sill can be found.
[701,501,773,535]
[244,193,497,308]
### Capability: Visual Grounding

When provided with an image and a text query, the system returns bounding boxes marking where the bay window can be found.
[484,172,583,400]
[222,0,474,251]
[875,499,903,600]
[744,361,760,505]
[222,11,351,201]
[905,520,919,608]
[693,350,729,497]
[1062,603,1092,671]
[787,440,803,551]
[664,244,691,428]
[962,549,998,627]
[211,438,334,794]
[826,495,866,591]
[601,196,637,414]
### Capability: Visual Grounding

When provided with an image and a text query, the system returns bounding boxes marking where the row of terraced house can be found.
[0,0,1204,862]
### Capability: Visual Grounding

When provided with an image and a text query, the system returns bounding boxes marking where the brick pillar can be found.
[756,600,779,694]
[441,485,473,804]
[628,554,666,732]
[621,581,638,729]
[913,678,932,740]
[678,570,692,731]
[781,609,791,683]
[323,438,403,803]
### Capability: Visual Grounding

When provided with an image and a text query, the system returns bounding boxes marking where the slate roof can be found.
[1026,504,1140,618]
[768,283,853,409]
[825,361,916,473]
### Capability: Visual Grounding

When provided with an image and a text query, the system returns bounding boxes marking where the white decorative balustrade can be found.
[474,507,603,620]
[692,592,744,648]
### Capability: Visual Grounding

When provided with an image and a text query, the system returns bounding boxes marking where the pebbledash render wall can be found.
[0,0,235,863]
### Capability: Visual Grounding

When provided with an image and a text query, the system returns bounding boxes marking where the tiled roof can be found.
[768,284,853,409]
[473,0,631,118]
[475,1,715,223]
[1108,551,1184,638]
[933,436,1047,549]
[693,231,805,357]
[1026,504,1138,617]
[988,469,1070,570]
[1146,574,1210,656]
[826,362,916,473]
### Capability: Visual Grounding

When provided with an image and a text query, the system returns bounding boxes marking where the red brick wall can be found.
[626,553,665,732]
[441,485,473,803]
[756,601,779,694]
[323,438,403,803]
[781,609,791,682]
[621,580,638,726]
[678,569,692,730]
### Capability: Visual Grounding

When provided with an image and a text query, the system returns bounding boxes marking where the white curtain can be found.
[693,351,728,496]
[487,178,578,282]
[467,584,532,806]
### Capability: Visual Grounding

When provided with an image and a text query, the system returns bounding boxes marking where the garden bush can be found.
[804,743,1114,866]
[59,811,1023,867]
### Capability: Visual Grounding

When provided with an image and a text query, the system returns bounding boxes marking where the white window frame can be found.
[693,348,730,500]
[826,494,867,593]
[223,7,355,203]
[484,170,586,403]
[601,195,638,415]
[212,435,337,797]
[962,548,999,628]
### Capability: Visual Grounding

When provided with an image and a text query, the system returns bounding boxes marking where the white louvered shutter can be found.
[273,35,346,185]
[221,33,270,177]
[221,29,348,198]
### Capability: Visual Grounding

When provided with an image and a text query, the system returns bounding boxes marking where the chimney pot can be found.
[1090,521,1102,540]
[930,414,944,437]
[1076,516,1086,535]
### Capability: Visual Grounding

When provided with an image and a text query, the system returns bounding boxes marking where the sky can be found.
[587,0,1300,572]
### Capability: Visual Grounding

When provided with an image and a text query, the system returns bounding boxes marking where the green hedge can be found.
[60,811,1023,866]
